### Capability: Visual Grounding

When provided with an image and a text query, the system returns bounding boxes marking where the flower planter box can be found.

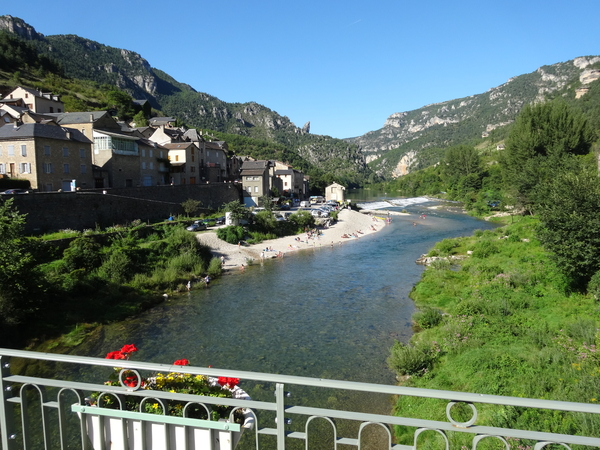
[73,405,252,450]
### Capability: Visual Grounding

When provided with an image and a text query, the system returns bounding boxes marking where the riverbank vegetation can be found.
[0,204,222,348]
[386,99,600,445]
[389,215,600,446]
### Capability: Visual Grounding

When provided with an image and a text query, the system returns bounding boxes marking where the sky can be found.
[3,1,600,139]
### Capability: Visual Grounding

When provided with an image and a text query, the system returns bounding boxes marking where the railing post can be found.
[0,355,16,450]
[275,383,285,450]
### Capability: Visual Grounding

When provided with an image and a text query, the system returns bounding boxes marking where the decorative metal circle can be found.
[118,368,142,390]
[446,401,477,428]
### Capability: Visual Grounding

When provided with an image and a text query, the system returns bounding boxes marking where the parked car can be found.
[202,218,216,226]
[300,201,311,208]
[186,222,207,232]
[215,216,226,225]
[0,189,29,194]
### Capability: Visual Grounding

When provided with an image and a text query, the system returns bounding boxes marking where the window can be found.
[43,163,54,174]
[81,129,85,135]
[44,145,51,156]
[141,149,146,157]
[19,163,31,174]
[175,155,179,161]
[247,186,251,193]
[21,145,26,157]
[80,164,86,174]
[0,145,2,156]
[8,145,14,156]
[80,148,86,158]
[63,163,69,174]
[63,147,69,157]
[254,186,258,193]
[141,162,146,170]
[149,162,153,170]
[149,150,153,158]
[0,164,5,174]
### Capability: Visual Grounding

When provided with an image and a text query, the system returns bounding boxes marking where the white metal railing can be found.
[1,348,600,450]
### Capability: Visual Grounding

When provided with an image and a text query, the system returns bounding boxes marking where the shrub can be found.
[97,250,132,284]
[387,341,436,376]
[430,259,451,271]
[207,257,223,278]
[471,240,499,258]
[437,239,458,256]
[63,237,102,272]
[413,307,443,329]
[587,270,600,301]
[288,210,315,230]
[216,225,245,245]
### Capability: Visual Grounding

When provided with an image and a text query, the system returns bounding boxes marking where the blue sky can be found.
[3,1,600,138]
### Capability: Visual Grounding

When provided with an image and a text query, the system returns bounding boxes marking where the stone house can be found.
[163,142,199,185]
[204,141,228,182]
[0,122,94,191]
[51,111,163,188]
[325,182,346,202]
[240,160,271,207]
[273,165,306,200]
[4,86,64,113]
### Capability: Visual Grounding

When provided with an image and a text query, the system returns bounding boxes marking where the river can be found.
[70,194,495,417]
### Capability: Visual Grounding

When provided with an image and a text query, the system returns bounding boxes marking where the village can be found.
[0,86,348,215]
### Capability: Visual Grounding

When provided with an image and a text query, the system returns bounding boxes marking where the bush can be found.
[471,240,499,258]
[387,341,436,376]
[288,210,315,230]
[97,249,131,284]
[413,306,443,329]
[63,237,102,272]
[216,225,245,245]
[207,257,223,278]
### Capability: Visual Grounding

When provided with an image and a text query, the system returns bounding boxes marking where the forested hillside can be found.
[349,56,600,178]
[0,15,372,187]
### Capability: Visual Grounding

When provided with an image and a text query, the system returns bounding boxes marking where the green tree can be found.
[132,110,148,127]
[222,200,248,223]
[443,145,481,178]
[502,100,594,212]
[537,166,600,287]
[181,198,201,217]
[0,199,44,335]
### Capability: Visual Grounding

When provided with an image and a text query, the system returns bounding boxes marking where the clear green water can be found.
[67,196,496,446]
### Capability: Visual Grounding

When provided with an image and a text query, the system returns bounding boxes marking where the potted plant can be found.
[75,344,253,450]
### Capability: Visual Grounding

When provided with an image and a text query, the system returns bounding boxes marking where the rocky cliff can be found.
[348,56,600,177]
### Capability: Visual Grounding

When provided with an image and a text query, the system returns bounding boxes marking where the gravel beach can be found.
[195,209,401,272]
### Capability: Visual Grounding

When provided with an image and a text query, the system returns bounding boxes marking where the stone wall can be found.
[9,183,242,234]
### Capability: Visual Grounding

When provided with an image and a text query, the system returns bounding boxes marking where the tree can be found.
[181,198,201,217]
[443,145,481,178]
[502,100,594,212]
[222,200,249,223]
[0,199,44,334]
[537,165,600,287]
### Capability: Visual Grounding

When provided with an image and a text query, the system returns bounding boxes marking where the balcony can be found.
[1,348,599,450]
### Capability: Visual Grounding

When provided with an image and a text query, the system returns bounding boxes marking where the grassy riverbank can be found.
[389,215,600,447]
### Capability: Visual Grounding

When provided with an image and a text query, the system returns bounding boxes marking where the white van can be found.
[299,201,311,208]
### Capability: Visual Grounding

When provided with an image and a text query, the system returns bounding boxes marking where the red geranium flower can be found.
[218,377,240,388]
[173,359,190,366]
[123,375,139,388]
[120,344,138,354]
[106,351,126,360]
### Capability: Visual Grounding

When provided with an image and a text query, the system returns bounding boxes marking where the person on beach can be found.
[240,264,245,272]
[220,255,225,265]
[204,276,211,287]
[186,281,191,291]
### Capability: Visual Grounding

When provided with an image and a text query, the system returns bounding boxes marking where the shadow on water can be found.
[58,198,496,449]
